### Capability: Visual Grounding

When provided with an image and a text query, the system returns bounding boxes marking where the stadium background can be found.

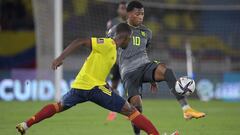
[0,0,240,135]
[1,0,240,101]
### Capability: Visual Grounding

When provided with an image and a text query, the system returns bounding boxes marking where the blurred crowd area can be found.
[0,0,35,69]
[63,0,240,72]
[0,0,240,72]
[0,0,240,101]
[0,0,33,30]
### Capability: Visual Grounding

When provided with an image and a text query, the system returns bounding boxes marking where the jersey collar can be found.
[127,23,140,28]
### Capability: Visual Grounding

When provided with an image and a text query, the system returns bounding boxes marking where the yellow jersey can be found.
[71,37,117,90]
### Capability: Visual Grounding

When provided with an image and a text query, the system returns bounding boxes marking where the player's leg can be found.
[109,64,121,94]
[152,62,205,119]
[106,64,121,121]
[143,62,187,105]
[90,86,159,135]
[129,95,143,135]
[16,102,63,135]
[120,101,159,135]
[16,89,87,134]
[106,80,119,121]
[123,72,144,135]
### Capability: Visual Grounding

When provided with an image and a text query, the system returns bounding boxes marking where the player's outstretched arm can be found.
[51,38,91,70]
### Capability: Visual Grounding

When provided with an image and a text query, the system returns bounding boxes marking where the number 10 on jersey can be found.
[133,36,140,46]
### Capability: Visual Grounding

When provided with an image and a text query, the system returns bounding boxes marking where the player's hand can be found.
[51,58,63,70]
[150,82,158,94]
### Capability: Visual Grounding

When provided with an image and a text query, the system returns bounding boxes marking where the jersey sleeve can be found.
[91,37,112,53]
[146,29,153,48]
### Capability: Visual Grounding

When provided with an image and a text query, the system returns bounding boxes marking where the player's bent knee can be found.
[156,64,167,74]
[51,102,61,113]
[59,102,72,112]
[129,98,142,112]
[129,95,142,105]
[120,101,137,116]
[154,64,168,81]
[159,63,167,69]
[134,105,143,113]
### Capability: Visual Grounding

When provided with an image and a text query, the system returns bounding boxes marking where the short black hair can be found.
[127,1,143,12]
[116,23,131,35]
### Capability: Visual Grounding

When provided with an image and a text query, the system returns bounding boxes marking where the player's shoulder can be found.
[139,24,152,33]
[109,24,117,32]
[138,24,152,38]
[92,37,115,51]
[93,37,113,43]
[106,24,117,38]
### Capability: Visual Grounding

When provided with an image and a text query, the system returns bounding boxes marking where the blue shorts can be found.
[61,86,126,113]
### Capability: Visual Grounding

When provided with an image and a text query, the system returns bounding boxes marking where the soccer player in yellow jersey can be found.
[16,23,160,135]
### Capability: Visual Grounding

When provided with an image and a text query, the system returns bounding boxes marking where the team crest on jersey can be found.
[97,38,104,44]
[141,31,146,37]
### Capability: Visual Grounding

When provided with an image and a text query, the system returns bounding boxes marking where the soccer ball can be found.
[175,76,195,96]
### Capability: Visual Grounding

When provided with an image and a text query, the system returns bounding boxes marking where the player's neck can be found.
[113,38,119,48]
[127,21,140,28]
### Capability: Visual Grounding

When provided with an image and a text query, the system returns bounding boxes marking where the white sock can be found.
[182,105,191,111]
[21,122,28,130]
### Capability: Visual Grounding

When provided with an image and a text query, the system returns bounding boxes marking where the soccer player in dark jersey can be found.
[106,1,127,122]
[107,1,205,135]
[16,23,159,135]
[106,1,127,31]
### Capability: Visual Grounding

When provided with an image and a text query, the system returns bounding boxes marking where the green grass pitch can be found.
[1,99,240,135]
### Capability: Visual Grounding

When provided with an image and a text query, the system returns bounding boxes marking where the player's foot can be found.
[16,122,28,135]
[106,111,117,121]
[183,107,206,120]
